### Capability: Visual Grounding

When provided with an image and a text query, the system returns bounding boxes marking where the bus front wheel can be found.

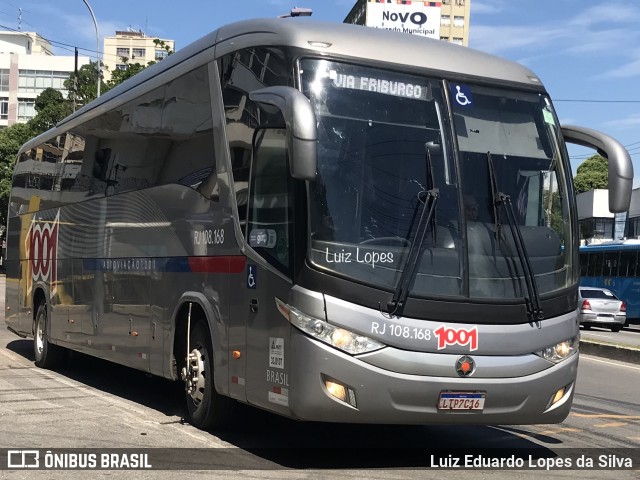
[33,301,63,369]
[184,321,234,430]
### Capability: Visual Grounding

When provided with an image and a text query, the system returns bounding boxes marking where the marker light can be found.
[325,381,346,401]
[552,387,566,405]
[535,334,580,363]
[308,41,332,48]
[323,377,357,408]
[275,298,385,355]
[545,383,573,411]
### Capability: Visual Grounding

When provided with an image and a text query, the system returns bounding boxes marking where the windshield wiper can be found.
[385,188,439,317]
[486,152,544,323]
[385,143,439,317]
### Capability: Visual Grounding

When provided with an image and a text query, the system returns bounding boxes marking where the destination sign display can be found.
[328,68,431,101]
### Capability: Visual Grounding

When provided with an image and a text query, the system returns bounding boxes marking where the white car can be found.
[578,287,626,332]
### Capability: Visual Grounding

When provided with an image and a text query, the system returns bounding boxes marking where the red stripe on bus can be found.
[187,256,246,273]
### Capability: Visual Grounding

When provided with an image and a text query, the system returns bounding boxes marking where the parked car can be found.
[578,287,626,332]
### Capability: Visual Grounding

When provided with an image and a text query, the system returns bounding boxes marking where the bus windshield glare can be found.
[301,59,575,301]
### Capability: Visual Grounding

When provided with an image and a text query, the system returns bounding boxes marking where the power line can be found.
[555,99,640,103]
[0,0,30,12]
[0,22,125,61]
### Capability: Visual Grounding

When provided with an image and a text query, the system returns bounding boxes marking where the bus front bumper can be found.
[287,332,578,425]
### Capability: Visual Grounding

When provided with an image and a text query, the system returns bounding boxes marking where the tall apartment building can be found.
[0,31,90,127]
[344,0,471,46]
[103,29,175,81]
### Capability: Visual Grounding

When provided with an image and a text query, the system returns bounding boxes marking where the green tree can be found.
[64,61,106,107]
[573,154,608,193]
[544,190,564,235]
[0,123,34,234]
[29,88,73,133]
[104,61,146,92]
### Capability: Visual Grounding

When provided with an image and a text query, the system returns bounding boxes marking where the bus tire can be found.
[185,320,234,430]
[33,301,63,369]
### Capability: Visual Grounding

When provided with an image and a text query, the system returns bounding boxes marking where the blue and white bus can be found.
[580,241,640,323]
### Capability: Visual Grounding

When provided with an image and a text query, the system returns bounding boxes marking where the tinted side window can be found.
[580,253,589,276]
[620,250,638,277]
[219,47,293,227]
[603,251,619,276]
[587,253,603,277]
[10,134,79,213]
[72,64,216,199]
[246,129,293,276]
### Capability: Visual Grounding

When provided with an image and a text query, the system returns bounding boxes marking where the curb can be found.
[579,340,640,363]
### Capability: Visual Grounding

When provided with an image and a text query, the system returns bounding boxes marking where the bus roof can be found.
[580,240,640,251]
[25,18,547,152]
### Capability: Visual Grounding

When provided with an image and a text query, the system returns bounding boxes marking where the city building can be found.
[576,188,639,245]
[344,0,471,46]
[102,29,175,81]
[0,31,90,127]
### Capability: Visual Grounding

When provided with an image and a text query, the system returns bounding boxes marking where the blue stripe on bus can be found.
[82,256,246,274]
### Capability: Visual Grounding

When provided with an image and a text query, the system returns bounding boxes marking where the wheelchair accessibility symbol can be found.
[247,265,257,289]
[451,84,473,107]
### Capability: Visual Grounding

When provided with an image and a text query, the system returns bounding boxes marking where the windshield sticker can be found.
[325,247,394,268]
[330,70,431,101]
[543,108,556,126]
[450,84,473,107]
[268,387,289,407]
[269,337,284,369]
[249,228,277,248]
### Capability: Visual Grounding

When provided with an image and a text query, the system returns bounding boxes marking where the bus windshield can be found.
[301,59,575,301]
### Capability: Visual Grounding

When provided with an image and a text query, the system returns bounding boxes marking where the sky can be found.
[1,0,639,183]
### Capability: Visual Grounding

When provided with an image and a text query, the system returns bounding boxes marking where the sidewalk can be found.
[580,338,640,363]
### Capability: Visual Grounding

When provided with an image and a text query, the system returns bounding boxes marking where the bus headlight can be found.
[535,334,580,363]
[276,298,385,355]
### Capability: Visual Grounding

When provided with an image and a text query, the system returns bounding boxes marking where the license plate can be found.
[438,391,485,411]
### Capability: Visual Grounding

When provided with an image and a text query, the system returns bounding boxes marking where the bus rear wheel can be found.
[34,301,63,369]
[184,321,234,430]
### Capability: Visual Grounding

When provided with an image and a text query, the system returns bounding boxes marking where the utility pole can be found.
[73,47,78,112]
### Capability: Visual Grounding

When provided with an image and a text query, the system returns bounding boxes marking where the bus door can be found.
[236,128,294,413]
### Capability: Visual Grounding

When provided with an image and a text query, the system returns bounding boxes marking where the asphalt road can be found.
[0,276,638,479]
[581,323,640,348]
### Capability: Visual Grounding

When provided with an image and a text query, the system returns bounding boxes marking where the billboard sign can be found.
[365,0,442,39]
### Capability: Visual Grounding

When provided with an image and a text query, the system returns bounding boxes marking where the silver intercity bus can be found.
[4,19,632,429]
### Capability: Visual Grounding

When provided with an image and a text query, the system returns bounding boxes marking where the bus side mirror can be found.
[249,86,317,180]
[561,125,633,213]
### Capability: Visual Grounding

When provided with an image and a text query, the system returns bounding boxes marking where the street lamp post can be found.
[82,0,100,98]
[278,7,313,18]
